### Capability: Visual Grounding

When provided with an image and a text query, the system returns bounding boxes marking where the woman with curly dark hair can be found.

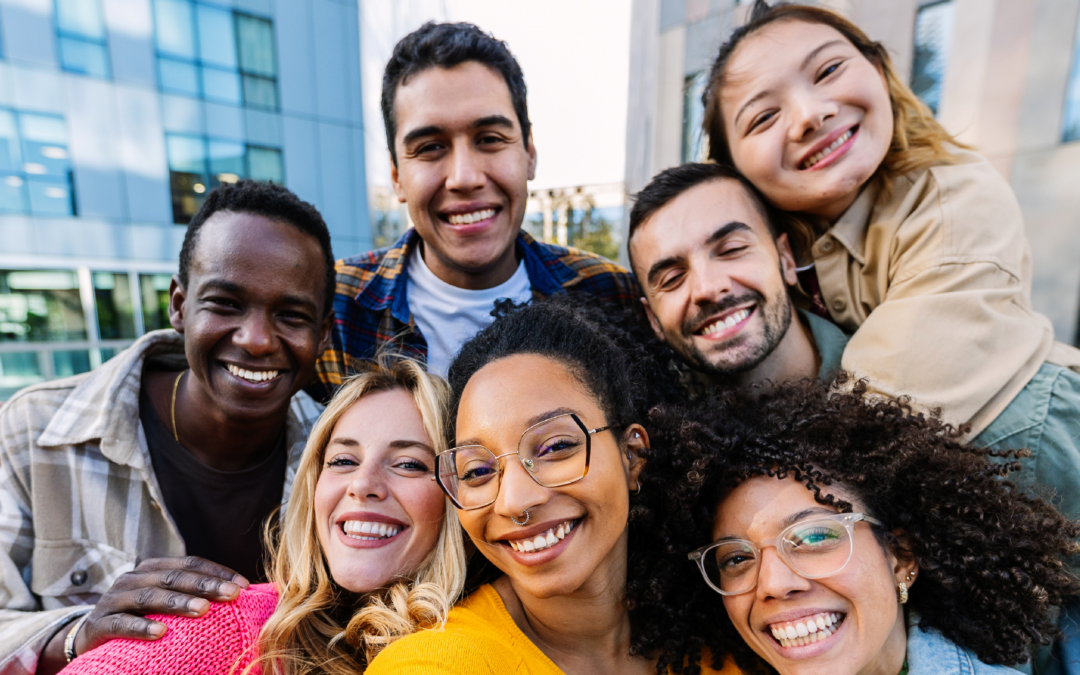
[631,380,1080,675]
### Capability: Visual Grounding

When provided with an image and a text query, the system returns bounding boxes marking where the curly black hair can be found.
[178,179,335,316]
[628,378,1080,674]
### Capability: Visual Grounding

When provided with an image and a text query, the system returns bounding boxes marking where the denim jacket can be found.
[907,613,1022,675]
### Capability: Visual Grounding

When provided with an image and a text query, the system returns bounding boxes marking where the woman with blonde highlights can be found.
[59,357,465,675]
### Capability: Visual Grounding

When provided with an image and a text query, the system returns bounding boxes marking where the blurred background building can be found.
[625,0,1080,347]
[0,0,369,398]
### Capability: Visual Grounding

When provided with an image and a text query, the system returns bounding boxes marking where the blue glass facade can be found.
[0,0,370,397]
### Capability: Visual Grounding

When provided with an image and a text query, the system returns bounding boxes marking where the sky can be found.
[359,0,632,195]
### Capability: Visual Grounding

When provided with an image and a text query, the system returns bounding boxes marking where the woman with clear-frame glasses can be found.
[367,298,740,675]
[632,379,1080,675]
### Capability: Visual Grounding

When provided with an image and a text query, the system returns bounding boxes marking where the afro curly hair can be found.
[628,378,1080,674]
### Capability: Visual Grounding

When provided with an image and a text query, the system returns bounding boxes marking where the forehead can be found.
[393,61,518,139]
[714,475,855,539]
[188,211,325,296]
[330,388,432,452]
[632,178,774,261]
[722,21,852,105]
[457,354,600,441]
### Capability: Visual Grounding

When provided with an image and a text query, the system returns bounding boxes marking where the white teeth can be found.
[701,309,751,336]
[806,620,817,633]
[795,622,808,637]
[508,519,576,553]
[342,521,400,540]
[785,626,798,639]
[227,364,280,383]
[447,208,496,225]
[816,616,827,630]
[802,129,853,169]
[770,612,844,648]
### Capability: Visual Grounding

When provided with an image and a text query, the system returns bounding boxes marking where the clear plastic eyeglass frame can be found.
[433,412,615,510]
[687,512,884,596]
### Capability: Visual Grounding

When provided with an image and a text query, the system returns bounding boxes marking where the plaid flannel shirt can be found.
[0,330,321,675]
[312,229,641,396]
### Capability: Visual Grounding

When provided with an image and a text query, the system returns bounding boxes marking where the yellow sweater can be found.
[367,584,741,675]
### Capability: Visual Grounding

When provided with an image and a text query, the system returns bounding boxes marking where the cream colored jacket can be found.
[811,148,1080,435]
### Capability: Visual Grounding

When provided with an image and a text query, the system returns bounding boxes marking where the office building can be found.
[0,0,369,398]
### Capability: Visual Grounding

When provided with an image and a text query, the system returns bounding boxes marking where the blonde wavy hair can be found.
[247,357,466,674]
[702,1,969,246]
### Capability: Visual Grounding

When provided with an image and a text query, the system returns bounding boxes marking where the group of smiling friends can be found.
[3,2,1080,675]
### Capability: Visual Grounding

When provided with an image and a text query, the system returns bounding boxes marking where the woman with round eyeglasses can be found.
[631,380,1080,675]
[366,298,740,675]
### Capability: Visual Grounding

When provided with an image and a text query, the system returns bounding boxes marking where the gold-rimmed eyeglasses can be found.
[433,412,615,510]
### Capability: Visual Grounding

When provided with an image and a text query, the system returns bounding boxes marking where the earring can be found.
[631,480,642,495]
[906,572,915,581]
[896,581,909,605]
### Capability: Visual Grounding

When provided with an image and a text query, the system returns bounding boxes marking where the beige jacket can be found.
[0,331,321,675]
[811,148,1080,435]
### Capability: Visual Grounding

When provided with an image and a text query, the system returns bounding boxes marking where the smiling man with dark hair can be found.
[311,22,638,395]
[0,180,328,674]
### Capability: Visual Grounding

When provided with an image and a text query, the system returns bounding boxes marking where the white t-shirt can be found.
[405,249,533,377]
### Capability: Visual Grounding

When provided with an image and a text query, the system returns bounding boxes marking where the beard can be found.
[672,286,794,380]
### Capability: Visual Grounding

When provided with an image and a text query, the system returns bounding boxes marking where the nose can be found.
[688,265,732,308]
[788,87,838,143]
[756,546,812,601]
[445,145,486,193]
[347,461,389,502]
[233,312,276,357]
[492,455,549,523]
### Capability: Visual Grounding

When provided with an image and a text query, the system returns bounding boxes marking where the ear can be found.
[317,312,334,354]
[390,151,406,204]
[168,275,187,334]
[889,529,919,591]
[526,130,537,181]
[641,298,667,343]
[623,424,649,492]
[777,233,799,288]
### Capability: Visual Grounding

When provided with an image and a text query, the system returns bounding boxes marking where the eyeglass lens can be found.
[703,518,854,594]
[440,414,590,509]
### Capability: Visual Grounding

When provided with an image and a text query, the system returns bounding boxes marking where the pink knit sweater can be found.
[59,584,279,675]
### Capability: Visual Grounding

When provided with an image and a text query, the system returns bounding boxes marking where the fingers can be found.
[135,556,249,588]
[76,611,167,655]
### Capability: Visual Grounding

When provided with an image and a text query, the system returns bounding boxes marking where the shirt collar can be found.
[801,309,850,382]
[354,229,575,320]
[826,182,879,265]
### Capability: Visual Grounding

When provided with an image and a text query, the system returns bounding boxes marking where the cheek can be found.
[312,475,341,543]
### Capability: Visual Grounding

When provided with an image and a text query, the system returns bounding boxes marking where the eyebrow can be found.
[199,279,318,313]
[713,507,839,541]
[732,39,846,127]
[454,407,578,447]
[645,221,752,287]
[401,115,517,147]
[327,438,435,454]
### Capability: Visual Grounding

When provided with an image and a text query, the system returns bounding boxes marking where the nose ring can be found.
[511,509,530,526]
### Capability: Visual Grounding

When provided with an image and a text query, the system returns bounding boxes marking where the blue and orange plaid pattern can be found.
[310,229,640,400]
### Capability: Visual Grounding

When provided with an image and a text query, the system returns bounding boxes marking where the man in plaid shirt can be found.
[0,182,331,674]
[311,22,639,400]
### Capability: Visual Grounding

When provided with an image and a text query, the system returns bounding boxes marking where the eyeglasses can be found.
[687,513,884,596]
[434,413,615,510]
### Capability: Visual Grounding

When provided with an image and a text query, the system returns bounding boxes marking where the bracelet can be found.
[63,612,91,663]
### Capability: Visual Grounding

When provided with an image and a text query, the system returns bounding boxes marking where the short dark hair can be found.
[381,21,531,165]
[178,180,335,316]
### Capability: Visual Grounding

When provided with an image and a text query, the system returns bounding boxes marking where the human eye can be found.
[716,546,756,572]
[815,59,844,83]
[477,133,508,147]
[393,456,432,474]
[204,296,239,310]
[414,140,446,157]
[787,524,844,551]
[747,110,776,133]
[279,309,313,324]
[325,455,359,471]
[535,436,582,459]
[656,269,686,292]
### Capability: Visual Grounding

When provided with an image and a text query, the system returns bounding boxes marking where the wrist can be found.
[63,612,91,663]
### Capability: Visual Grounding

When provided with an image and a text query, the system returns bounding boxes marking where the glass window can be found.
[0,352,45,400]
[197,5,236,68]
[201,66,241,104]
[911,1,954,115]
[93,272,136,340]
[241,75,277,110]
[682,71,706,163]
[209,141,244,185]
[0,269,86,343]
[166,134,208,224]
[55,0,110,78]
[248,146,283,183]
[140,273,173,332]
[19,113,74,217]
[0,110,21,174]
[236,15,276,77]
[1062,9,1080,142]
[159,58,200,96]
[52,349,91,378]
[154,0,196,60]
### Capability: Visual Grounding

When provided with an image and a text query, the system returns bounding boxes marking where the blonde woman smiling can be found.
[60,358,465,675]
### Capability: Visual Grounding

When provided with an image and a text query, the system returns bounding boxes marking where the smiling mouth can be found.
[444,208,498,225]
[768,612,845,648]
[341,520,404,541]
[225,363,281,383]
[800,127,856,170]
[506,518,579,553]
[697,307,753,336]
